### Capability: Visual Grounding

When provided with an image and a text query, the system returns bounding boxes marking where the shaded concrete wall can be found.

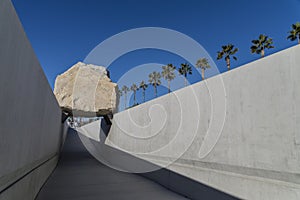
[0,0,66,199]
[106,45,300,199]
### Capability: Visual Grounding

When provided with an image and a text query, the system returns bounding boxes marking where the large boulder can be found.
[54,62,119,117]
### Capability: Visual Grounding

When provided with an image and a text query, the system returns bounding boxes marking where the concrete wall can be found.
[0,0,65,199]
[105,45,300,199]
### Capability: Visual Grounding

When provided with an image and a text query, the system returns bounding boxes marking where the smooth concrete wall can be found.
[106,45,300,199]
[0,0,64,199]
[0,156,59,200]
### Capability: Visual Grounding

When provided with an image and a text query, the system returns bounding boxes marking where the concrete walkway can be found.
[36,129,188,200]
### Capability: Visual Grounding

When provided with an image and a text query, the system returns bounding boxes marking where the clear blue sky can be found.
[11,0,300,107]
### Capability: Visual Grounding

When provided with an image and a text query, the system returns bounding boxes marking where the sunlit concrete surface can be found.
[105,45,300,199]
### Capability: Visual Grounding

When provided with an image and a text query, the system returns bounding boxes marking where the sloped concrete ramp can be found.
[36,129,188,200]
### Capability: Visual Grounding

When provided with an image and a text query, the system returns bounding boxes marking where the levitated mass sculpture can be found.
[54,62,119,117]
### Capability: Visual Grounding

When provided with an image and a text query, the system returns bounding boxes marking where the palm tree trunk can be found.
[168,80,170,93]
[226,57,230,70]
[184,74,187,86]
[143,90,145,102]
[261,49,265,57]
[154,85,157,97]
[201,68,205,80]
[298,35,300,44]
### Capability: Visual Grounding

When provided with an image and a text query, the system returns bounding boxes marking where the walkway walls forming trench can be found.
[0,1,66,199]
[105,45,300,199]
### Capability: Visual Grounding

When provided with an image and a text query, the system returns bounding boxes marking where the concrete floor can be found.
[36,129,188,200]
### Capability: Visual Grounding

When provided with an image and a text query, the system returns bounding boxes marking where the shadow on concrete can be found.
[59,119,239,200]
[140,167,238,200]
[36,127,188,200]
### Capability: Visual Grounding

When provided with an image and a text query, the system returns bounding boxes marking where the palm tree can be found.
[118,89,123,97]
[178,63,192,86]
[121,85,129,108]
[139,81,148,102]
[162,64,176,93]
[251,34,274,57]
[195,58,211,80]
[217,44,238,70]
[148,71,161,97]
[287,22,300,44]
[130,83,139,105]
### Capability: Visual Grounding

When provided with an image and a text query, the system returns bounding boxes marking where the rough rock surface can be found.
[54,62,118,116]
